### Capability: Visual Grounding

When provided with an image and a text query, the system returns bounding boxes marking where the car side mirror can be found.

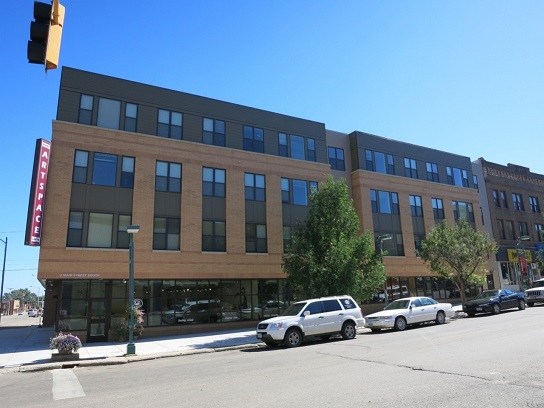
[303,311,310,317]
[409,305,412,310]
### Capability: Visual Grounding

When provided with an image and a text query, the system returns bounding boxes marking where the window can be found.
[512,193,524,211]
[202,220,226,252]
[121,157,135,188]
[500,191,508,208]
[156,161,181,193]
[244,173,265,201]
[117,215,131,249]
[153,217,180,250]
[203,118,225,146]
[370,190,399,214]
[446,167,469,187]
[97,98,121,130]
[124,103,137,132]
[366,150,394,174]
[281,178,290,203]
[246,223,267,253]
[518,222,529,237]
[283,226,292,252]
[497,219,506,239]
[78,94,93,125]
[92,153,117,187]
[432,198,445,221]
[293,179,308,205]
[529,196,540,213]
[505,220,515,240]
[452,201,475,222]
[282,178,316,206]
[202,167,225,197]
[307,138,316,162]
[158,109,183,140]
[426,162,439,182]
[87,213,113,248]
[492,190,500,207]
[278,133,288,157]
[410,195,423,217]
[243,126,264,153]
[290,135,305,160]
[536,224,544,242]
[67,211,83,247]
[473,175,479,191]
[328,147,345,171]
[73,150,88,183]
[404,158,418,179]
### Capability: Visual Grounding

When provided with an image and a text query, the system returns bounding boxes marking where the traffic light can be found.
[27,0,65,71]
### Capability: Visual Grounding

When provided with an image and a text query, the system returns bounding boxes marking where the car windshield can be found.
[385,299,410,310]
[474,290,499,300]
[281,302,306,316]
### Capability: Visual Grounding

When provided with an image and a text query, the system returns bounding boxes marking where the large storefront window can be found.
[59,281,89,331]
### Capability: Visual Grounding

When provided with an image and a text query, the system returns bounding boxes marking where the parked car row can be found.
[255,286,532,348]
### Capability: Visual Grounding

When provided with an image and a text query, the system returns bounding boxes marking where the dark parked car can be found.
[463,289,526,316]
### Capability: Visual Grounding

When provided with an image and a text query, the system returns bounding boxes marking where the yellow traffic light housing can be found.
[27,0,65,71]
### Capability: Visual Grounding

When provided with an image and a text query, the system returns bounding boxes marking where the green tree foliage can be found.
[282,177,384,301]
[416,219,497,303]
[4,288,39,305]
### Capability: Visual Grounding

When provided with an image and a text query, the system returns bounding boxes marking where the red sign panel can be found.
[520,255,527,275]
[25,139,51,246]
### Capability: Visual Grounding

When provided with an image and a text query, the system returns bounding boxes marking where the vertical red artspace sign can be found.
[25,139,51,246]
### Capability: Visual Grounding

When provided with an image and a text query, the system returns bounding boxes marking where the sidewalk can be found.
[0,314,262,374]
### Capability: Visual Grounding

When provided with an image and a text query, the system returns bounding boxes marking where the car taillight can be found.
[360,308,364,317]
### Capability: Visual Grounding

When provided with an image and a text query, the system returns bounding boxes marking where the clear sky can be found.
[2,1,543,294]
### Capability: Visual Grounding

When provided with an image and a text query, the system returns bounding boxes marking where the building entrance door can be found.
[87,281,110,342]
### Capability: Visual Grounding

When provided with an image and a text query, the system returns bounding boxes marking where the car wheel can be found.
[284,328,303,348]
[491,303,500,315]
[435,311,446,325]
[340,321,356,340]
[370,328,381,333]
[518,299,526,310]
[528,302,534,307]
[394,316,407,331]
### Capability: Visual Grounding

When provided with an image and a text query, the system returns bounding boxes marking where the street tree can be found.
[416,219,497,304]
[5,288,38,305]
[282,177,384,302]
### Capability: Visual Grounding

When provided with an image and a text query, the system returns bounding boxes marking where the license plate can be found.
[366,322,373,327]
[476,307,482,311]
[257,333,263,339]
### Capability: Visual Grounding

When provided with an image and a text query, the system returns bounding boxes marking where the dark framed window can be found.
[158,109,183,140]
[371,190,399,214]
[73,150,89,183]
[404,158,418,179]
[244,173,265,201]
[328,147,345,171]
[529,196,540,213]
[281,178,290,203]
[426,162,439,182]
[246,223,267,253]
[87,212,113,248]
[500,191,508,208]
[366,150,394,174]
[492,190,500,207]
[153,217,180,250]
[473,175,478,191]
[78,94,93,125]
[410,195,423,217]
[156,161,181,193]
[432,198,445,221]
[535,224,544,242]
[293,179,308,205]
[518,221,529,237]
[512,193,524,211]
[67,211,84,247]
[203,118,225,146]
[202,167,225,197]
[447,167,469,187]
[283,226,292,252]
[97,98,121,130]
[202,220,226,252]
[278,133,288,157]
[497,219,506,239]
[243,126,264,153]
[124,103,137,132]
[92,153,117,187]
[117,215,131,249]
[121,157,135,188]
[505,220,515,240]
[452,201,475,222]
[307,138,316,162]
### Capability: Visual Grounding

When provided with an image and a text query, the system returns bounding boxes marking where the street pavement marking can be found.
[52,369,86,400]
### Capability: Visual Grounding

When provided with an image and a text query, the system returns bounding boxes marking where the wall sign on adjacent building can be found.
[25,138,51,246]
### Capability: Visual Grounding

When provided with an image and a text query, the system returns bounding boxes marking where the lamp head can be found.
[126,225,140,234]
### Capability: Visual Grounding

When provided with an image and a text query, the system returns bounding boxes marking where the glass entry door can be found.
[87,281,110,342]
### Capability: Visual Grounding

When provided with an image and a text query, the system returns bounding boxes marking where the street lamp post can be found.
[377,234,393,307]
[126,225,140,355]
[516,236,530,290]
[0,237,8,324]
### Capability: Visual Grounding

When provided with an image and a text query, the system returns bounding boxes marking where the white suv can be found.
[525,279,544,307]
[256,296,364,348]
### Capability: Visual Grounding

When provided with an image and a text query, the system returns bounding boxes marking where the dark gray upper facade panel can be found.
[349,130,477,189]
[56,67,328,164]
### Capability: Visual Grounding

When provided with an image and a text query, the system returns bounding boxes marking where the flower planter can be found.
[51,352,80,362]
